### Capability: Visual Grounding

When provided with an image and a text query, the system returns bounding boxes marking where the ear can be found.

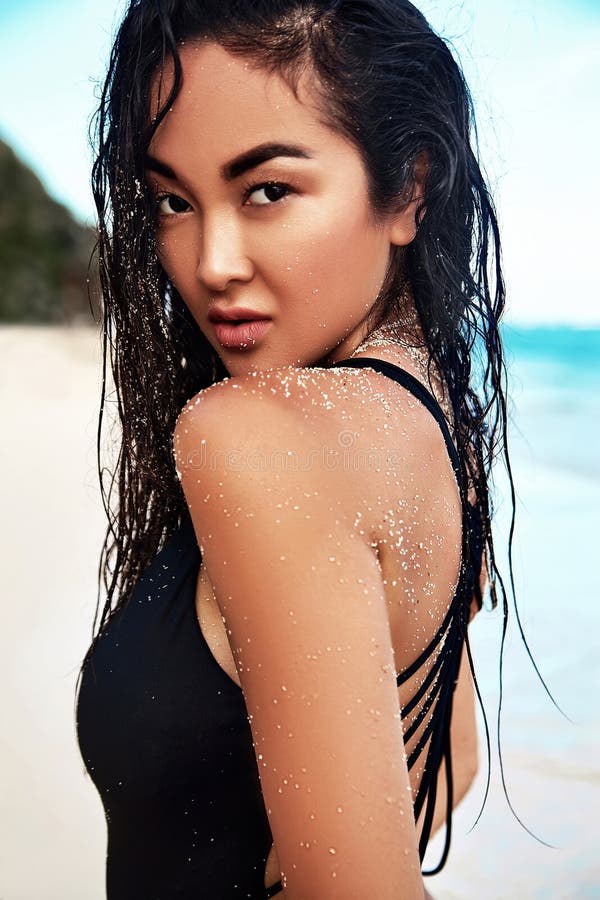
[388,151,429,246]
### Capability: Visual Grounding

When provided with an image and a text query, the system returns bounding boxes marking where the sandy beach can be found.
[1,325,598,899]
[1,325,107,899]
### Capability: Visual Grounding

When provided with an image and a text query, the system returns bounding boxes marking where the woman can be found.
[77,1,503,897]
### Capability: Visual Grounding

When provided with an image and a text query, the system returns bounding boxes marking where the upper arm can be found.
[173,383,425,900]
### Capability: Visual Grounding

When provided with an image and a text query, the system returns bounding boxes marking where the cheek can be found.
[156,228,196,293]
[266,200,387,310]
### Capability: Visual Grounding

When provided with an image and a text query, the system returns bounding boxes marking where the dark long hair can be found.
[83,0,552,851]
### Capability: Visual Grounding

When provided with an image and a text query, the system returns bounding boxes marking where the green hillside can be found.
[0,138,100,323]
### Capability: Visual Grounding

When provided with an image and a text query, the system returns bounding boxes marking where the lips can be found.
[212,318,272,349]
[207,306,270,323]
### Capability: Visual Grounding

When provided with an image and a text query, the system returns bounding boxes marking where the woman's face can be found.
[146,42,414,374]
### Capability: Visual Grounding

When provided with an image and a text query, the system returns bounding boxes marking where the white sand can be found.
[1,325,107,900]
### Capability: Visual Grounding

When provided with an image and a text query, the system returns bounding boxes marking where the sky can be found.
[1,0,599,325]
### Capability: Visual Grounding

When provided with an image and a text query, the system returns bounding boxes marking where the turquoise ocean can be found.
[425,325,600,899]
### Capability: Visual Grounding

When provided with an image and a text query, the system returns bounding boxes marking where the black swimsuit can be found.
[76,357,483,899]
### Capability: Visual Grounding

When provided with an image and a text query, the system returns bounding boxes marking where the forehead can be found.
[148,41,341,162]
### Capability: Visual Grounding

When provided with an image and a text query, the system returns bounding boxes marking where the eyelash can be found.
[245,179,296,207]
[154,180,294,217]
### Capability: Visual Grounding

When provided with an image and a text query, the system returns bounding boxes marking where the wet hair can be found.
[84,0,552,856]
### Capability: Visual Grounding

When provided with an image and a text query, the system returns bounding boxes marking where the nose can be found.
[195,212,254,291]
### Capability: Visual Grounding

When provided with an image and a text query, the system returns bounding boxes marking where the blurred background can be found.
[0,0,598,897]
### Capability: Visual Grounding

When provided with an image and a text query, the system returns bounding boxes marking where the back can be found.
[330,357,482,869]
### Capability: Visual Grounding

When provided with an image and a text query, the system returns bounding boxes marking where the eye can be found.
[243,181,292,207]
[156,193,192,216]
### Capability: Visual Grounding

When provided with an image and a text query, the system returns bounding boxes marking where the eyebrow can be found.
[144,141,314,183]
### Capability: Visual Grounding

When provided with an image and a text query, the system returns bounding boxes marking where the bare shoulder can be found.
[174,366,372,539]
[173,359,455,545]
[173,360,437,467]
[174,361,399,429]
